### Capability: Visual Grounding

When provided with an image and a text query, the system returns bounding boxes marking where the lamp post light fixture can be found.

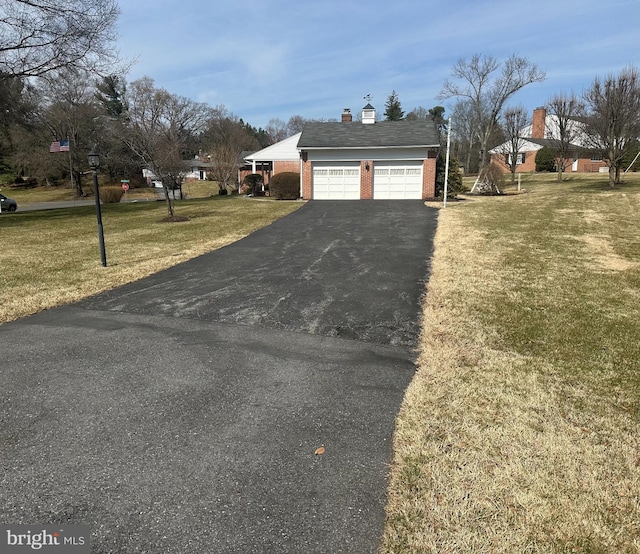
[88,147,107,267]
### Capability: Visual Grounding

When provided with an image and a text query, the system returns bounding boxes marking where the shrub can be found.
[10,176,38,188]
[535,146,556,172]
[270,172,300,200]
[100,186,125,203]
[435,154,466,198]
[1,173,15,185]
[242,173,264,195]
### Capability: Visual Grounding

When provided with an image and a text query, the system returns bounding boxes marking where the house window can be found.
[591,154,603,161]
[506,152,526,165]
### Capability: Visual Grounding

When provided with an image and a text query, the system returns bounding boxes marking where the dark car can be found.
[0,193,17,212]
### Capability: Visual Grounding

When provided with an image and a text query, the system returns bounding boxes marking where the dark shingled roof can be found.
[297,120,440,149]
[525,138,584,151]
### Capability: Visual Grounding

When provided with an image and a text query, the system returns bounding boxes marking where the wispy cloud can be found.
[117,0,639,128]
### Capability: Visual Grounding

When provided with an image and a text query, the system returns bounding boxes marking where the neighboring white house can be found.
[490,107,607,174]
[143,157,214,187]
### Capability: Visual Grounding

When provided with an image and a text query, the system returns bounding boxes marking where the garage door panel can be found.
[313,164,360,200]
[373,162,423,199]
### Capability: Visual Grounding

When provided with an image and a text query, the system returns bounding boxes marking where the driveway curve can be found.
[0,201,438,553]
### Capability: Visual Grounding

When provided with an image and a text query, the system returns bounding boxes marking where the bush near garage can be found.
[435,154,465,198]
[270,172,300,200]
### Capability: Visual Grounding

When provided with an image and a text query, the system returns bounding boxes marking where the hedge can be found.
[270,172,300,200]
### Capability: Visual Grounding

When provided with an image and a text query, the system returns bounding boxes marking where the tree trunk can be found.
[609,165,616,187]
[557,166,563,182]
[161,180,175,217]
[74,170,84,196]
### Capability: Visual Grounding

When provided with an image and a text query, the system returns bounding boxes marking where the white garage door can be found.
[373,162,423,199]
[313,163,360,200]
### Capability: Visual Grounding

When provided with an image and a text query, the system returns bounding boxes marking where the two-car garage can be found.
[298,115,440,200]
[311,162,424,200]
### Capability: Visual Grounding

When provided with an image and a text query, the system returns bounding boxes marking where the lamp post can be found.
[88,148,107,267]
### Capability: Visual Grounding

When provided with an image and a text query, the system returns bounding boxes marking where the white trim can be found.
[245,133,302,162]
[304,147,433,163]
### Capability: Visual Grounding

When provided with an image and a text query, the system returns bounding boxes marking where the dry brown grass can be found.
[382,174,640,553]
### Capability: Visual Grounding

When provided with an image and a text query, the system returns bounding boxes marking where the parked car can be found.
[0,193,17,212]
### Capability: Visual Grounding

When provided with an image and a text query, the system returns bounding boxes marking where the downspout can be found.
[299,152,304,199]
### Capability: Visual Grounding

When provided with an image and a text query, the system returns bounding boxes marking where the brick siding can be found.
[361,161,373,199]
[423,151,437,198]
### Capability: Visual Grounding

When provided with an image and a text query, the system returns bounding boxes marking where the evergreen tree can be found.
[384,90,404,121]
[95,75,127,117]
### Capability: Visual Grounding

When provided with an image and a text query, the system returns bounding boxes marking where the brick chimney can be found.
[341,108,352,122]
[532,107,546,139]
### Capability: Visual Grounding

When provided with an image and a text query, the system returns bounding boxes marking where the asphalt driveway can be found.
[0,201,438,553]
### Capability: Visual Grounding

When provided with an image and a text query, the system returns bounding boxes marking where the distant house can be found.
[183,158,214,182]
[490,107,607,174]
[143,157,214,188]
[297,105,440,199]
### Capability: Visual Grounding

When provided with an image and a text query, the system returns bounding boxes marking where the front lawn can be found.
[382,173,640,553]
[0,196,301,324]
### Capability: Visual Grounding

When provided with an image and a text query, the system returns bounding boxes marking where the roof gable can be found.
[244,132,302,161]
[298,120,440,149]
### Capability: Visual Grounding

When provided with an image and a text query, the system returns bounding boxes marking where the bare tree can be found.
[39,69,102,195]
[0,0,120,79]
[405,106,429,120]
[544,93,585,182]
[265,118,288,144]
[440,53,545,169]
[498,105,530,184]
[451,99,479,174]
[201,107,261,193]
[286,115,306,135]
[122,77,212,218]
[209,143,240,194]
[583,66,640,186]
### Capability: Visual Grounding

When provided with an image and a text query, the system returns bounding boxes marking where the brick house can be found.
[297,105,440,200]
[490,107,607,174]
[241,132,302,186]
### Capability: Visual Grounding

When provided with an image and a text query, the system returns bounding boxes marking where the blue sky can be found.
[117,0,639,130]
